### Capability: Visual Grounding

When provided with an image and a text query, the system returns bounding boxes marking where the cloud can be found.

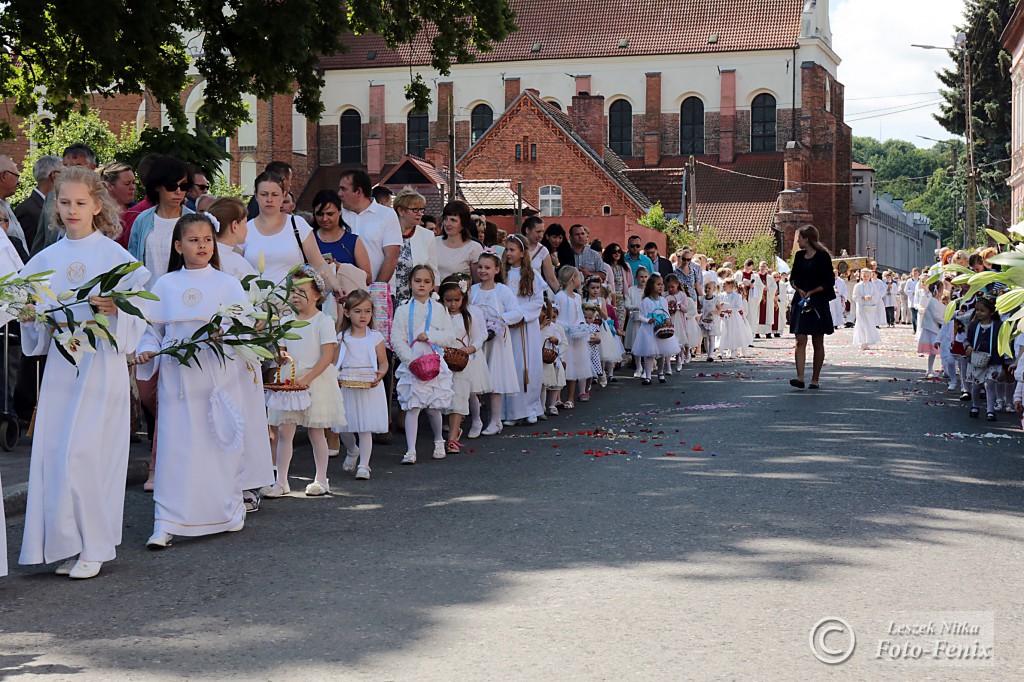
[830,0,966,147]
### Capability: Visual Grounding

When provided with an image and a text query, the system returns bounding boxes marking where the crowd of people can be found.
[0,146,801,582]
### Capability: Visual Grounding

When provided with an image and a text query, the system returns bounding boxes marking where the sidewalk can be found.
[1,434,152,516]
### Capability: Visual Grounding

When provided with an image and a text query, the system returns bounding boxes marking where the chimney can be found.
[424,147,445,169]
[504,77,521,108]
[574,75,592,96]
[719,69,736,164]
[437,81,453,166]
[644,132,660,167]
[571,93,606,157]
[368,83,386,175]
[526,88,540,98]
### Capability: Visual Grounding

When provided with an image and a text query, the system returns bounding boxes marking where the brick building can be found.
[1002,2,1024,224]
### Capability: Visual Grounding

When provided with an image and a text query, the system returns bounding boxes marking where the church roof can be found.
[320,0,806,70]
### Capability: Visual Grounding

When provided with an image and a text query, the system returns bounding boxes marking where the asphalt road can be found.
[1,326,1022,680]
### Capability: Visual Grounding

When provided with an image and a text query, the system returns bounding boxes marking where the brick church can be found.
[0,0,852,254]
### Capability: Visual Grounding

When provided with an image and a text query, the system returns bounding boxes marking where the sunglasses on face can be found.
[628,243,640,249]
[164,181,193,192]
[194,184,210,192]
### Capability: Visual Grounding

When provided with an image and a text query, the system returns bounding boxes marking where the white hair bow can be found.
[203,211,221,232]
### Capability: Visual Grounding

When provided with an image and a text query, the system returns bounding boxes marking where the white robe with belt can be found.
[503,271,545,421]
[0,229,24,576]
[136,266,248,538]
[18,231,150,565]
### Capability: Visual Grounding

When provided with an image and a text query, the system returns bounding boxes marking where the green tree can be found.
[11,111,140,205]
[0,1,517,138]
[637,202,686,250]
[116,127,232,181]
[935,0,1015,210]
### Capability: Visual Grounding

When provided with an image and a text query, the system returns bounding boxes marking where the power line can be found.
[846,101,943,123]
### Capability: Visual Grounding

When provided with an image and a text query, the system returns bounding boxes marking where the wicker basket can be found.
[339,367,377,389]
[542,338,559,365]
[264,363,310,392]
[655,320,676,339]
[443,345,469,372]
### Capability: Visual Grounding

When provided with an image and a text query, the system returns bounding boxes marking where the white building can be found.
[852,163,941,271]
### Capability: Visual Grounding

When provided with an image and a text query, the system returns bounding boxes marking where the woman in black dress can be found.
[788,225,835,389]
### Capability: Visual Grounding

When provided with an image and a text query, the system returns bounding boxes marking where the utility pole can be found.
[448,92,457,203]
[687,155,697,229]
[963,44,977,250]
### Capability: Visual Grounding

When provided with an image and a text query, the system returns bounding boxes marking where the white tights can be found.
[405,407,443,453]
[277,423,329,486]
[641,356,668,378]
[338,431,373,468]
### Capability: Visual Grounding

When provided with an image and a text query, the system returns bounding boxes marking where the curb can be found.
[3,457,150,517]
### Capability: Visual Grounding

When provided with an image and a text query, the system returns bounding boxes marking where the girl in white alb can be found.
[502,235,547,424]
[0,226,18,578]
[136,215,250,550]
[263,266,346,497]
[440,278,488,452]
[553,266,592,409]
[682,279,703,363]
[18,168,150,580]
[631,274,679,384]
[335,290,389,480]
[700,281,723,360]
[470,252,524,435]
[391,265,457,463]
[851,268,881,350]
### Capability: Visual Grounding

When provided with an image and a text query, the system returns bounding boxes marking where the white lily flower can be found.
[54,331,96,364]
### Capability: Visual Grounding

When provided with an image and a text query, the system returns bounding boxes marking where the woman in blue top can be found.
[311,189,372,284]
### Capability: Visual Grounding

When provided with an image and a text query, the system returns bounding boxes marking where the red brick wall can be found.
[461,96,644,219]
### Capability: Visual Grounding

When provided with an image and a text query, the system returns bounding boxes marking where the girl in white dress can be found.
[553,266,592,409]
[718,278,753,358]
[631,274,678,384]
[19,167,150,580]
[137,215,251,549]
[851,268,881,350]
[664,274,690,369]
[682,279,703,363]
[502,235,546,424]
[700,281,723,361]
[336,290,389,480]
[261,267,345,497]
[208,197,273,512]
[470,253,524,435]
[624,267,648,376]
[583,277,622,386]
[391,265,456,463]
[540,302,567,415]
[440,279,487,452]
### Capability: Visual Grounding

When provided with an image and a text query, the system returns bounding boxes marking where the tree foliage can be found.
[935,0,1014,204]
[115,127,232,181]
[11,111,141,205]
[0,0,518,139]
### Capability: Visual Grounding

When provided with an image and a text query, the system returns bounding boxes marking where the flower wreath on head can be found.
[295,264,327,295]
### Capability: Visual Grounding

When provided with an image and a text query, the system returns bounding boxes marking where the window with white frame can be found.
[539,185,562,217]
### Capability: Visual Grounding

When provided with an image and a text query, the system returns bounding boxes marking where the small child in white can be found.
[700,280,723,362]
[540,302,567,415]
[336,290,389,480]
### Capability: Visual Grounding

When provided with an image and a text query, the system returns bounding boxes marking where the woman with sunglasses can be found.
[602,243,632,334]
[392,187,438,307]
[127,156,194,282]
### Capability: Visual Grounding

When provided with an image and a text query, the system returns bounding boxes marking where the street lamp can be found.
[912,32,974,249]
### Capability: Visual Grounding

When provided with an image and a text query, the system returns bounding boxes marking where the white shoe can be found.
[503,420,520,427]
[259,482,290,498]
[327,448,340,458]
[228,518,245,532]
[547,405,559,416]
[537,413,547,421]
[305,480,330,496]
[355,465,371,480]
[55,558,77,576]
[467,421,483,439]
[598,374,608,387]
[481,421,503,436]
[342,452,358,473]
[526,415,538,424]
[633,368,643,378]
[433,440,447,459]
[402,451,417,465]
[69,560,102,580]
[995,399,1006,412]
[146,531,173,549]
[948,383,958,391]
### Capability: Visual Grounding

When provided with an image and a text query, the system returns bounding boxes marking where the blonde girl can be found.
[262,266,346,497]
[470,252,524,435]
[502,234,546,424]
[631,273,678,384]
[553,265,592,407]
[439,278,487,452]
[663,274,690,370]
[336,289,389,480]
[540,301,568,414]
[391,264,456,463]
[19,166,151,579]
[207,197,257,281]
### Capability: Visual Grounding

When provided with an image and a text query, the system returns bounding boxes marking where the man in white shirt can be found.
[0,156,27,253]
[338,169,402,283]
[903,267,920,332]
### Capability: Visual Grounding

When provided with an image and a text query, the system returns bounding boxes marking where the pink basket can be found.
[409,345,441,381]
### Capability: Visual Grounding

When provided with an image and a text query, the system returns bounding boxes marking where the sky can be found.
[830,0,967,148]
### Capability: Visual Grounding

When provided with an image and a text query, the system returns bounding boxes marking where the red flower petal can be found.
[692,446,704,451]
[666,453,677,457]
